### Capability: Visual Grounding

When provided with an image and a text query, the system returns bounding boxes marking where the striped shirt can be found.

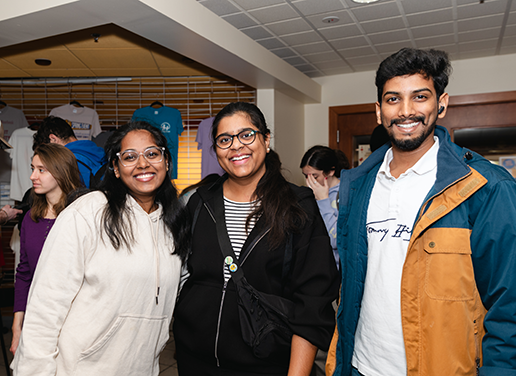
[223,197,259,282]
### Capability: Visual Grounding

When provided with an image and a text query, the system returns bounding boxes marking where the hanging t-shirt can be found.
[196,116,225,178]
[132,106,184,179]
[49,104,102,141]
[7,127,36,201]
[0,106,30,141]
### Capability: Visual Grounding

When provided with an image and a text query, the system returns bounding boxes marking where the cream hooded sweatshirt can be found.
[11,191,181,376]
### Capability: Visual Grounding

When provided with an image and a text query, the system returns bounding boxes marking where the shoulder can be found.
[65,191,107,217]
[288,183,319,214]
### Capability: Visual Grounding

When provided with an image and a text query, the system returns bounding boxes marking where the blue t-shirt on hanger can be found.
[132,105,184,179]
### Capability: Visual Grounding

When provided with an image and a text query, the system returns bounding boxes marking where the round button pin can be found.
[229,263,238,272]
[225,256,233,265]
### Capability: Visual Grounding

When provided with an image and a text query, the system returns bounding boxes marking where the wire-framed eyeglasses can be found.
[215,129,264,150]
[116,146,165,167]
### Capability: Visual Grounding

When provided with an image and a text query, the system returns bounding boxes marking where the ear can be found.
[264,132,271,151]
[48,134,60,144]
[437,93,449,119]
[112,160,119,178]
[325,169,335,178]
[375,102,382,125]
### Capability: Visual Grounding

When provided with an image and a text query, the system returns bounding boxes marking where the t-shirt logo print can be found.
[161,122,171,133]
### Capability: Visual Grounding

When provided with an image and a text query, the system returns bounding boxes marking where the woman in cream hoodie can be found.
[12,121,189,376]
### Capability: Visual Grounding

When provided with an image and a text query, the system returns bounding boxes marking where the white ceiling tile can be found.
[256,38,285,49]
[291,0,346,17]
[281,31,323,46]
[321,66,354,76]
[407,9,454,27]
[505,24,516,36]
[501,34,516,46]
[241,26,272,40]
[338,45,376,58]
[294,63,319,72]
[232,0,285,11]
[458,14,505,32]
[248,4,299,24]
[500,44,516,54]
[458,48,497,60]
[222,13,258,29]
[375,41,414,55]
[314,60,347,70]
[293,42,333,54]
[459,38,498,52]
[266,18,311,36]
[512,1,516,11]
[368,29,410,44]
[361,17,406,34]
[415,34,455,48]
[353,63,380,72]
[346,54,382,66]
[350,2,401,22]
[199,0,241,16]
[330,36,369,50]
[319,24,362,40]
[457,1,507,18]
[400,0,452,15]
[270,47,297,58]
[284,56,308,66]
[411,22,455,39]
[305,70,325,78]
[306,9,355,28]
[303,51,340,63]
[507,11,516,25]
[458,28,501,43]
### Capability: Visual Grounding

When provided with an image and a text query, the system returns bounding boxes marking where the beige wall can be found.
[304,52,516,150]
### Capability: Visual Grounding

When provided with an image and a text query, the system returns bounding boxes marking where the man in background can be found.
[33,116,106,188]
[327,48,516,375]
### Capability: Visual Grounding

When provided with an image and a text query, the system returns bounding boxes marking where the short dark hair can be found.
[33,116,76,149]
[375,48,452,103]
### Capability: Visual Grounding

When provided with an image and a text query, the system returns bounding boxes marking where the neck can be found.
[133,196,157,214]
[45,190,62,219]
[223,176,262,202]
[389,136,435,179]
[327,175,340,189]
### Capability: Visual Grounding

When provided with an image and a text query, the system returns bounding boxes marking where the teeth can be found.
[231,155,249,161]
[136,173,154,178]
[397,121,419,129]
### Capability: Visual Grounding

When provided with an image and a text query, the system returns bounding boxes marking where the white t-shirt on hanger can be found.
[49,104,102,140]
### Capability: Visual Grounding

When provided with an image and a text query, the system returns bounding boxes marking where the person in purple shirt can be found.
[10,143,81,355]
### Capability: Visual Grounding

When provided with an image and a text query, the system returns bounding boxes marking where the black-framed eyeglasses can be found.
[215,129,264,150]
[116,146,165,167]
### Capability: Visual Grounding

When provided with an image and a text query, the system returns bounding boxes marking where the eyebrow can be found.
[383,87,433,98]
[216,127,255,136]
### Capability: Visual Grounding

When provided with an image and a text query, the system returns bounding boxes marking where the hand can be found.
[1,204,22,224]
[306,174,329,201]
[10,311,24,355]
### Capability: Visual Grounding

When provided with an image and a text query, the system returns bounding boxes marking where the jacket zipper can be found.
[474,319,480,376]
[214,279,228,367]
[205,202,271,366]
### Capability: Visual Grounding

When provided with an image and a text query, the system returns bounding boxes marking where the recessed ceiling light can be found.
[35,59,51,66]
[322,16,340,24]
[352,0,380,3]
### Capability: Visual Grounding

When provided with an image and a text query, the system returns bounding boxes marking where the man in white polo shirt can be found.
[327,48,516,376]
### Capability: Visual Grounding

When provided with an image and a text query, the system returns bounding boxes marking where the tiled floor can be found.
[0,314,178,376]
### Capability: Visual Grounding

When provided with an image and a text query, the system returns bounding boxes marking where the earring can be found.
[267,147,270,153]
[166,163,169,171]
[114,170,119,178]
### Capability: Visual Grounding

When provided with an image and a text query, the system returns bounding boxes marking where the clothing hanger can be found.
[150,101,163,108]
[70,100,84,107]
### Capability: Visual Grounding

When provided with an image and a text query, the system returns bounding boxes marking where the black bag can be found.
[208,197,295,359]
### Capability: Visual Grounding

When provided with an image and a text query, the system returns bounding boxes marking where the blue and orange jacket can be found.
[327,126,516,376]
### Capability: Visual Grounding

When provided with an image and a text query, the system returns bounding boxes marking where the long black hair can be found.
[212,102,307,249]
[99,121,190,261]
[300,145,349,178]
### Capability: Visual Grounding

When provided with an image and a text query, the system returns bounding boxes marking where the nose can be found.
[230,135,244,149]
[399,100,416,118]
[30,170,37,181]
[136,152,150,168]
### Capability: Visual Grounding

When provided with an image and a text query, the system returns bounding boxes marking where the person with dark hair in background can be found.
[300,146,349,269]
[174,102,339,376]
[12,121,190,376]
[327,47,516,376]
[33,116,106,187]
[10,144,81,355]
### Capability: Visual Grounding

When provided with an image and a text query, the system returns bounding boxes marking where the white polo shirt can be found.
[352,137,439,376]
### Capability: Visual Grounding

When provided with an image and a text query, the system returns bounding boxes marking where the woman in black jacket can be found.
[173,102,339,376]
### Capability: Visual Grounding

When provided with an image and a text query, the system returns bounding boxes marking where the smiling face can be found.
[376,73,448,154]
[215,112,270,184]
[115,130,168,210]
[30,154,62,200]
